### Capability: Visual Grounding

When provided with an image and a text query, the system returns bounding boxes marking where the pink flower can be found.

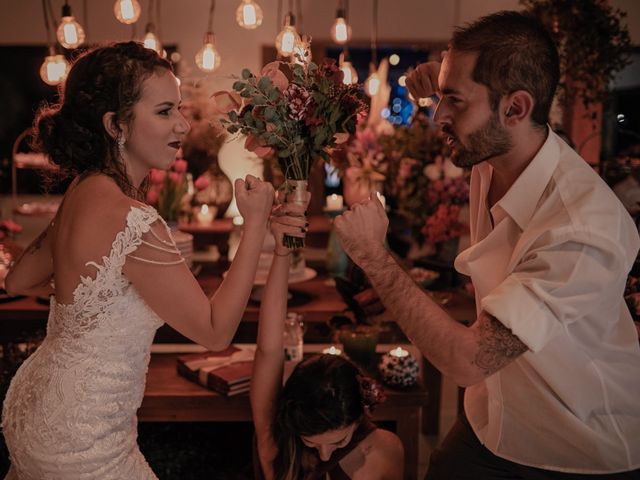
[421,204,467,246]
[244,135,274,158]
[212,90,243,113]
[194,175,210,191]
[259,61,290,92]
[146,188,159,205]
[173,159,188,173]
[168,172,182,185]
[150,169,165,185]
[0,219,22,234]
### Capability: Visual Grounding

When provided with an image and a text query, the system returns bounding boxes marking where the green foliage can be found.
[220,60,368,180]
[521,0,632,108]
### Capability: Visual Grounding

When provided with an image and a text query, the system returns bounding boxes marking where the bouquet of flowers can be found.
[215,51,368,247]
[147,152,189,224]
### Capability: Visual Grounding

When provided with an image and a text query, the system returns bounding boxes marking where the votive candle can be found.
[326,194,344,211]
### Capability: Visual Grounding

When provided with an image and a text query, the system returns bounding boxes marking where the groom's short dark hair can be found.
[451,10,560,129]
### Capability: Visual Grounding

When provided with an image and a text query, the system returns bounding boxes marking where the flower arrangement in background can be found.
[331,125,389,206]
[421,165,469,247]
[147,151,189,224]
[180,82,227,178]
[379,112,469,250]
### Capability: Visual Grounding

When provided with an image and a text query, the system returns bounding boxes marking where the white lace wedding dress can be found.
[2,205,172,479]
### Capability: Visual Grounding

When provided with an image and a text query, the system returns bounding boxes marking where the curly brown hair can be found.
[32,41,172,199]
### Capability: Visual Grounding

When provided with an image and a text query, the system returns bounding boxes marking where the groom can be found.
[335,10,640,479]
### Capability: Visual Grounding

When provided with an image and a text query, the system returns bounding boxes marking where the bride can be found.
[1,41,305,479]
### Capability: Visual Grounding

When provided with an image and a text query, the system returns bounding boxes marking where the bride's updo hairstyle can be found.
[32,41,172,198]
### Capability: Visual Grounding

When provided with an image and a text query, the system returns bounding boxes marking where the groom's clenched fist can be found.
[334,193,389,267]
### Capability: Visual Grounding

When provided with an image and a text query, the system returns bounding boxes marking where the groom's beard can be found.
[446,112,513,168]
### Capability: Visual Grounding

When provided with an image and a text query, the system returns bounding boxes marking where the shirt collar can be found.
[494,127,560,231]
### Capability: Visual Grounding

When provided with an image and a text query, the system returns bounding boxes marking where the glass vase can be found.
[282,179,308,249]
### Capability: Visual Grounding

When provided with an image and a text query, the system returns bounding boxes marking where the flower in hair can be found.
[356,375,386,411]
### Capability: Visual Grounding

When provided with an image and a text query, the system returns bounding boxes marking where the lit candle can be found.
[376,192,386,209]
[322,345,342,355]
[379,345,419,387]
[389,346,409,358]
[325,194,344,211]
[196,204,214,224]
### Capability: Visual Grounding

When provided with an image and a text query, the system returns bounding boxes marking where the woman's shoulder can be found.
[361,428,403,466]
[65,175,147,225]
[59,175,154,250]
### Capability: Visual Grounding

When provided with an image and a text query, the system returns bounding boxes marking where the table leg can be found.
[395,405,421,480]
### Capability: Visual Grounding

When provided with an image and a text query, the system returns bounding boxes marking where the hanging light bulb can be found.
[39,47,70,86]
[56,2,86,49]
[275,13,301,57]
[364,63,381,96]
[339,51,358,85]
[236,0,263,29]
[195,32,221,73]
[143,23,162,54]
[330,8,351,44]
[114,0,142,24]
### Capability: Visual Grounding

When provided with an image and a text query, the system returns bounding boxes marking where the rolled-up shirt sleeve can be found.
[481,230,627,352]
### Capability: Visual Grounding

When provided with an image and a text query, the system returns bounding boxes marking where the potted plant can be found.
[521,0,632,111]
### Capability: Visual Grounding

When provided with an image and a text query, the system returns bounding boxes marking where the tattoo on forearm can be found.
[473,314,527,376]
[25,229,47,255]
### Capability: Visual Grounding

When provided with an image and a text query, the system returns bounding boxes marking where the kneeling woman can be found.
[251,202,404,480]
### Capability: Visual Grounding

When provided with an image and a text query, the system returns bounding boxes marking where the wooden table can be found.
[140,352,428,480]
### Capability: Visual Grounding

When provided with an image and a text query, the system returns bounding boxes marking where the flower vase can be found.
[282,179,308,249]
[338,325,380,371]
[194,161,233,218]
[326,227,348,278]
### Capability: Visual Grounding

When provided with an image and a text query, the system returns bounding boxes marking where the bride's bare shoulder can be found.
[64,175,140,225]
[57,175,145,254]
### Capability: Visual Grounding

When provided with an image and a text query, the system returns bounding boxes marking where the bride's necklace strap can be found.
[148,226,177,247]
[140,239,181,254]
[127,254,185,266]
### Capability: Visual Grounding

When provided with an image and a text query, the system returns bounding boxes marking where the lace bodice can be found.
[2,205,168,479]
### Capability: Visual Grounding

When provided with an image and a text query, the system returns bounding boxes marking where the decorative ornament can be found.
[378,347,419,387]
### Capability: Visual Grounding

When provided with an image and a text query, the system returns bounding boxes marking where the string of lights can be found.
[36,0,393,96]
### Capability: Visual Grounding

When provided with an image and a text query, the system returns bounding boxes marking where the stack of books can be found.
[176,345,254,396]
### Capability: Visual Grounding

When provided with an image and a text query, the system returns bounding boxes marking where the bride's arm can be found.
[123,176,278,352]
[4,223,54,297]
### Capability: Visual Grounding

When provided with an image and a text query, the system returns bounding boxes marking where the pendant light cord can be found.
[371,0,378,65]
[207,0,216,32]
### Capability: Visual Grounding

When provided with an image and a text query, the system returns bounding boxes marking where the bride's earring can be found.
[117,136,125,155]
[116,136,126,165]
